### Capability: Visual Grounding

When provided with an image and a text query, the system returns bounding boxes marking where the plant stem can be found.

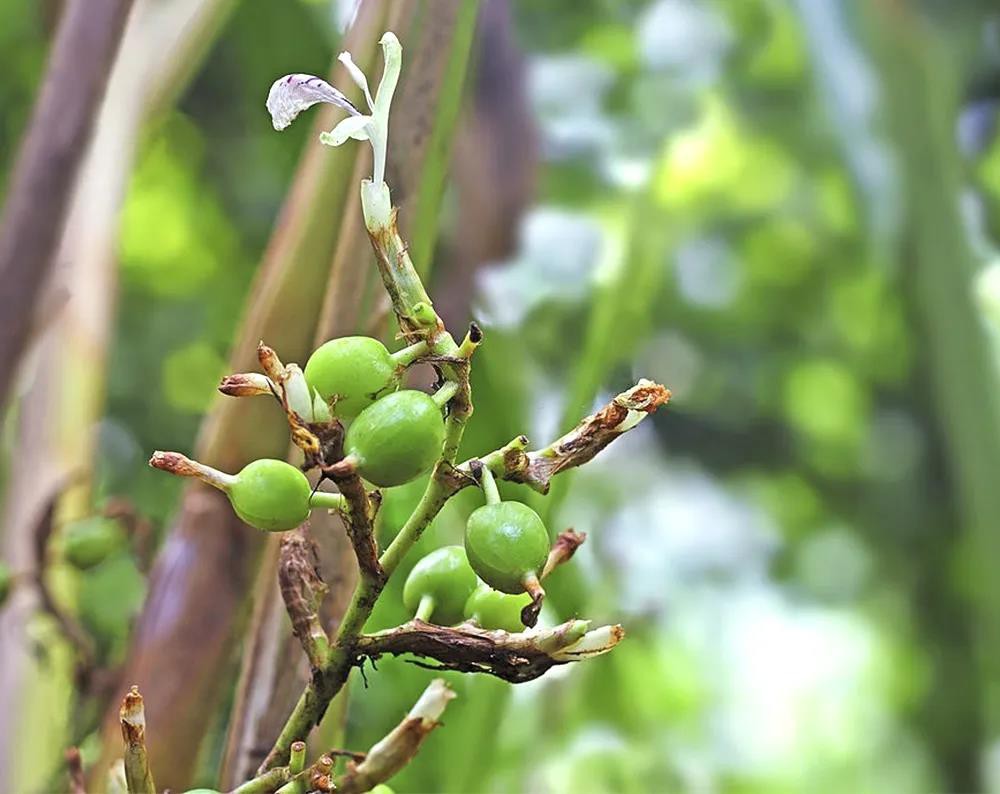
[308,491,346,512]
[231,766,291,794]
[390,339,429,367]
[479,465,501,506]
[431,380,460,408]
[289,741,306,775]
[415,594,435,622]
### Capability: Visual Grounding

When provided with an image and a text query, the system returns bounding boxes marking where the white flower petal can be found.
[338,51,374,111]
[319,114,373,147]
[266,73,360,131]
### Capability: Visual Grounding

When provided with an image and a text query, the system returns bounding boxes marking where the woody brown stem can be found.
[278,530,330,669]
[354,620,624,683]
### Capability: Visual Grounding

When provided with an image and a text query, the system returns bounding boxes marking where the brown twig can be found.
[119,685,155,794]
[469,380,671,493]
[324,468,385,586]
[354,619,624,683]
[334,678,455,794]
[278,529,330,669]
[0,0,135,409]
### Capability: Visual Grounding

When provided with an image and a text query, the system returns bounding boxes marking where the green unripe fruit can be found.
[464,582,531,632]
[229,459,312,531]
[182,790,222,793]
[368,786,395,794]
[403,545,478,625]
[0,561,11,607]
[62,517,126,570]
[464,502,549,594]
[304,336,398,419]
[345,390,445,487]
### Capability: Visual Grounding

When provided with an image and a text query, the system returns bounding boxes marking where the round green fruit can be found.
[403,545,478,625]
[182,790,222,793]
[464,582,531,632]
[63,517,126,570]
[304,336,398,419]
[228,459,312,531]
[368,786,395,794]
[464,502,549,594]
[345,390,444,487]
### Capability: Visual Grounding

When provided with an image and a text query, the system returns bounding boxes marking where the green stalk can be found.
[414,594,436,622]
[479,464,501,506]
[389,339,430,367]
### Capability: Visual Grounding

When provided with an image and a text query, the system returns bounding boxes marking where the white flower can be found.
[266,32,402,188]
[265,73,359,131]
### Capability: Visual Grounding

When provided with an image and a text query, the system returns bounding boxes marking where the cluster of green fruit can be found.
[403,464,550,631]
[215,335,448,531]
[201,334,553,630]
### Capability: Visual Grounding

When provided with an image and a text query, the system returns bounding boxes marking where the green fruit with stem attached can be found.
[464,582,531,632]
[63,517,126,570]
[345,389,447,487]
[0,561,11,607]
[304,336,426,419]
[464,501,549,594]
[403,545,478,625]
[228,459,312,531]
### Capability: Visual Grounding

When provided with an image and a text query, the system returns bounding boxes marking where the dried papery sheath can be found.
[549,624,626,662]
[266,73,360,131]
[219,372,274,397]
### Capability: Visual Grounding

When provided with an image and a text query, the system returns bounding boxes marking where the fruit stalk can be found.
[308,491,347,512]
[431,381,460,408]
[477,462,501,506]
[389,339,429,368]
[414,594,435,622]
